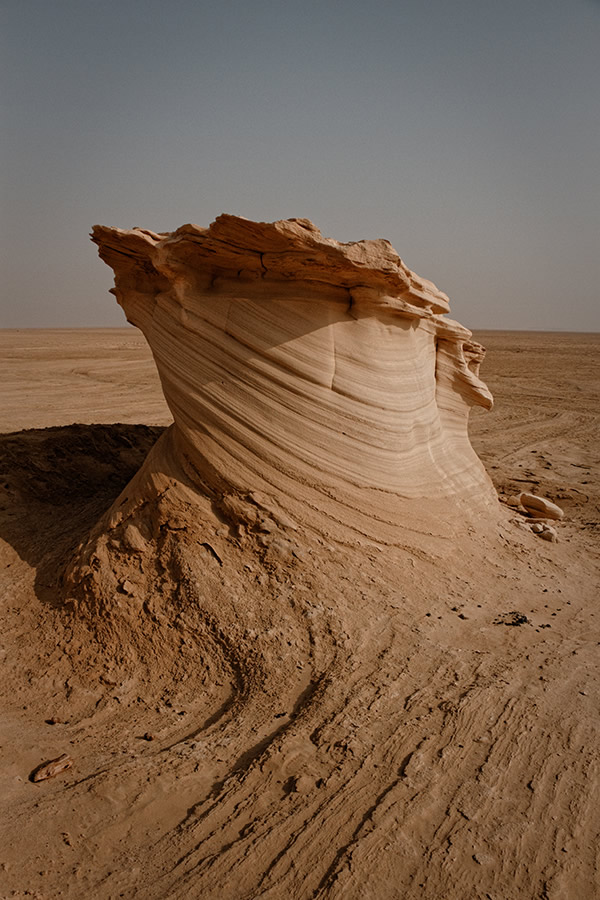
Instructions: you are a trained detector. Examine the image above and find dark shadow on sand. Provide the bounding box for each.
[0,423,165,608]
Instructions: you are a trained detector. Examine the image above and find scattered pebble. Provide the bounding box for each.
[122,523,148,553]
[538,526,558,543]
[30,753,73,782]
[143,732,154,741]
[293,775,314,794]
[201,543,223,566]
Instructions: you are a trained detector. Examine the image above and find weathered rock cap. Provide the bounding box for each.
[520,493,564,520]
[91,215,452,315]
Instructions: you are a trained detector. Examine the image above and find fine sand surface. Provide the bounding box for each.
[0,328,598,899]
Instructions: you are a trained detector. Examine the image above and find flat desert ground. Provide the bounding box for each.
[0,328,599,899]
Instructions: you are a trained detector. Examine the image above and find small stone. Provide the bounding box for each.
[120,579,136,595]
[256,515,277,534]
[45,717,61,725]
[494,611,529,626]
[531,523,544,533]
[556,489,579,500]
[143,732,154,741]
[519,493,564,520]
[538,526,558,542]
[293,775,314,794]
[122,524,148,553]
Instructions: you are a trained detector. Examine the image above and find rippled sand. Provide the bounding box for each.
[0,328,598,900]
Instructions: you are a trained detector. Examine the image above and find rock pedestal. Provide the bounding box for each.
[88,215,495,544]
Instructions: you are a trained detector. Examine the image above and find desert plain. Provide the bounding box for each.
[0,326,599,899]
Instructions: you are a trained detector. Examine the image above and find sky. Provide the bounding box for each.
[1,0,599,331]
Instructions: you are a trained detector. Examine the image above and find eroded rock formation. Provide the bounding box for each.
[51,219,548,900]
[92,216,492,535]
[65,216,495,642]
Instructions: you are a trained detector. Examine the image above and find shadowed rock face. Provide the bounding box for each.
[89,215,494,544]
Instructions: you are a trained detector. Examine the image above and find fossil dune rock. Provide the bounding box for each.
[65,215,498,652]
[85,215,494,550]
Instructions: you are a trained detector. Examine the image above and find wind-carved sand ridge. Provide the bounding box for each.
[75,215,494,556]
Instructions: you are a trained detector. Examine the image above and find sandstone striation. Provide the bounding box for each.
[86,215,494,546]
[64,215,498,651]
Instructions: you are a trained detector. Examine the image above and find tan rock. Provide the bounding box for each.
[293,775,315,794]
[86,215,495,544]
[520,493,564,520]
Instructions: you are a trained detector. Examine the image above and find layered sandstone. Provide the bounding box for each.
[87,215,494,546]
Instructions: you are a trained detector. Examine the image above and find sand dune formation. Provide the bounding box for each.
[0,218,598,899]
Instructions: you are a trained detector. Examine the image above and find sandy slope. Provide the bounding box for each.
[0,329,598,900]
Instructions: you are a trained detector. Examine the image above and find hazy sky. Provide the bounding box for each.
[2,0,599,330]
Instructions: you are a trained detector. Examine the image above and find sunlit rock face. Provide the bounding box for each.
[91,215,495,542]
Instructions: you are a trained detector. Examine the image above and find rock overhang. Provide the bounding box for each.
[89,214,496,543]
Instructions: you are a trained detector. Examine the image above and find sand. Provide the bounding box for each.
[0,328,599,899]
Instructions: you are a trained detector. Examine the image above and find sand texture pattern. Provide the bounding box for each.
[0,270,598,896]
